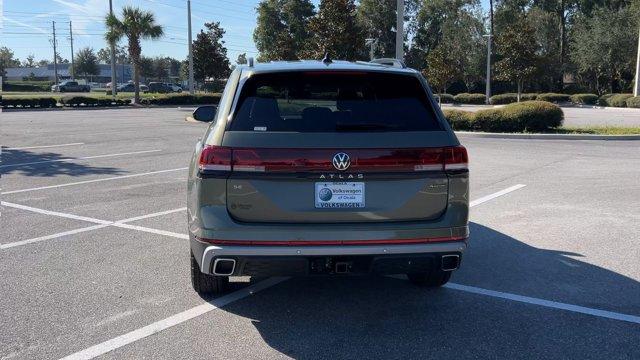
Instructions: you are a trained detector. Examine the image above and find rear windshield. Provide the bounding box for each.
[229,71,442,132]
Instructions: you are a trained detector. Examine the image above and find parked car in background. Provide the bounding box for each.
[117,83,149,93]
[148,82,171,93]
[168,83,183,93]
[51,81,91,92]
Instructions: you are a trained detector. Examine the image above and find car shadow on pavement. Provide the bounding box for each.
[216,222,639,359]
[1,148,125,177]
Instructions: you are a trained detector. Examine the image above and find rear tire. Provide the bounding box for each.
[407,269,452,287]
[190,252,228,295]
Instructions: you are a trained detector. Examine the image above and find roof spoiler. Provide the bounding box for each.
[370,58,406,68]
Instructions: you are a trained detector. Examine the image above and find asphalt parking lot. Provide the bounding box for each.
[1,108,639,359]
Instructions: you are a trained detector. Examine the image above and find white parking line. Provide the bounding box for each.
[0,205,187,249]
[1,201,111,225]
[1,183,527,249]
[3,142,85,150]
[47,185,531,359]
[0,224,112,249]
[60,276,640,360]
[0,149,162,169]
[59,277,289,360]
[445,283,640,324]
[113,208,187,223]
[1,167,188,195]
[113,223,189,240]
[470,184,526,207]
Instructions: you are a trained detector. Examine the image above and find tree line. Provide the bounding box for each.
[253,0,640,95]
[2,0,638,98]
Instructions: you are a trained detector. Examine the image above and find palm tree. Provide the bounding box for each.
[105,6,163,104]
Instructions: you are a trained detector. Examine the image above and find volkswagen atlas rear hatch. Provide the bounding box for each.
[200,69,466,223]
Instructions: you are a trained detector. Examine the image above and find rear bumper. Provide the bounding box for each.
[197,240,466,276]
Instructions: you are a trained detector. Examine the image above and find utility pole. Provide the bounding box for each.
[109,0,117,98]
[395,0,404,61]
[634,26,640,96]
[187,0,195,94]
[485,0,494,104]
[52,21,59,88]
[69,21,75,80]
[489,0,494,38]
[484,34,492,105]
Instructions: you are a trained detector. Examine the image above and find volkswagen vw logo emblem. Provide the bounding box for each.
[332,152,350,171]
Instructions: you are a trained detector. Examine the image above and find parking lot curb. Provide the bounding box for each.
[442,104,640,111]
[1,104,214,112]
[569,104,640,111]
[184,116,203,123]
[455,131,640,140]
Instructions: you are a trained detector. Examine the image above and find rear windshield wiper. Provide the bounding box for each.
[335,123,397,132]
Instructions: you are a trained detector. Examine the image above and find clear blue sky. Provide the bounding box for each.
[1,0,490,65]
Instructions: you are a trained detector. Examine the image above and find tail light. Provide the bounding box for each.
[198,145,468,174]
[444,146,468,172]
[198,145,232,172]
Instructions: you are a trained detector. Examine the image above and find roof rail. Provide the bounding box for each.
[248,57,254,67]
[370,58,406,68]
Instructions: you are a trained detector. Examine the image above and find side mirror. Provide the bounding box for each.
[192,105,217,122]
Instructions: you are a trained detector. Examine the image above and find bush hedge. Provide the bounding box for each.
[489,93,538,104]
[442,109,473,130]
[3,81,52,92]
[521,93,539,101]
[626,96,640,108]
[600,93,633,107]
[453,93,486,104]
[434,93,454,104]
[140,94,221,105]
[489,93,517,104]
[61,96,131,107]
[473,108,520,132]
[536,93,571,103]
[569,93,599,105]
[598,93,615,106]
[442,100,563,133]
[2,97,58,108]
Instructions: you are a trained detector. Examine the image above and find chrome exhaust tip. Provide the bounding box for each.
[441,255,460,271]
[213,258,236,276]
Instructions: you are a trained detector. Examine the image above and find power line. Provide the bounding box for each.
[190,1,256,15]
[4,31,253,49]
[192,0,255,10]
[4,8,259,60]
[139,0,255,21]
[157,39,256,52]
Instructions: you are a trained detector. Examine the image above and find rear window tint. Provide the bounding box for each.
[229,72,442,132]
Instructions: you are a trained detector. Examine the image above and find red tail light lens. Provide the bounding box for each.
[444,146,468,171]
[198,146,467,174]
[199,145,232,172]
[231,148,446,173]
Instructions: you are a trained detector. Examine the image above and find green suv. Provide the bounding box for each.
[188,59,469,295]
